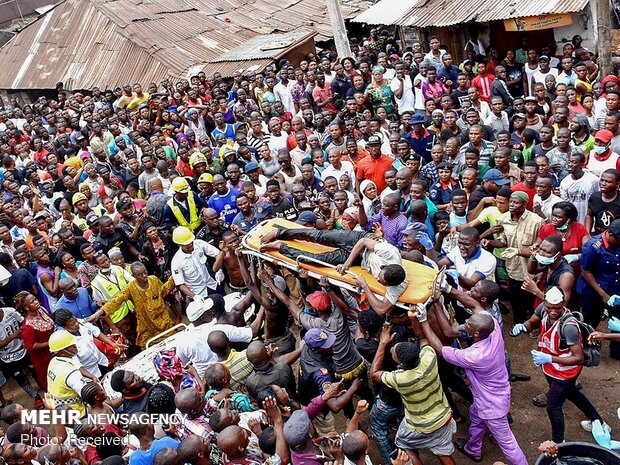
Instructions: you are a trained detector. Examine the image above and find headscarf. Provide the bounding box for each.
[176,133,193,148]
[360,180,381,216]
[601,75,620,97]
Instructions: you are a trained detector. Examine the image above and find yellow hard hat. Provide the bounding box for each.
[198,173,213,184]
[172,226,195,245]
[72,193,88,205]
[189,152,208,170]
[49,330,77,353]
[171,177,190,193]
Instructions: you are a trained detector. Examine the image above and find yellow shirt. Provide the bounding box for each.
[102,275,175,348]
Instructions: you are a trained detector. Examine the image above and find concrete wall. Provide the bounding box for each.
[553,8,596,53]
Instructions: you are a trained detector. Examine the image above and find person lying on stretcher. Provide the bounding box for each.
[260,227,407,314]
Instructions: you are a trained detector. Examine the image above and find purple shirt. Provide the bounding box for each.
[365,212,407,248]
[441,311,511,419]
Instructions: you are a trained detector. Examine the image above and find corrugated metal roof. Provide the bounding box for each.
[352,0,589,27]
[0,0,372,89]
[214,31,316,62]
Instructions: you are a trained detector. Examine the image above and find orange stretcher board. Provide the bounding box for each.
[241,219,437,310]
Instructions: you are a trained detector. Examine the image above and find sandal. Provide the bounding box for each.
[532,393,547,407]
[454,439,482,462]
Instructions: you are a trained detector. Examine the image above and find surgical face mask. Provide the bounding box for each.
[535,252,559,266]
[100,266,111,273]
[556,222,569,231]
[593,145,608,155]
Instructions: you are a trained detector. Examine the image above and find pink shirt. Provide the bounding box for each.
[441,310,511,419]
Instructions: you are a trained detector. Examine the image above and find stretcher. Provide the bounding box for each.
[102,292,254,397]
[241,219,439,311]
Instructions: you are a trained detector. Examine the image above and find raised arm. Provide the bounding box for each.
[257,268,302,320]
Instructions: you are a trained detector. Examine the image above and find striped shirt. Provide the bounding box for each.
[222,349,254,391]
[381,346,451,434]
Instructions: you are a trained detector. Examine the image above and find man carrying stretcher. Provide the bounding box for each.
[260,227,407,314]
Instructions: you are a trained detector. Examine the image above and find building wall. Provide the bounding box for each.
[552,8,596,53]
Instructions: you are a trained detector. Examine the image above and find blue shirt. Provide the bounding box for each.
[54,287,98,318]
[232,210,258,233]
[129,437,179,465]
[438,65,460,90]
[405,129,435,163]
[577,233,620,295]
[429,179,462,206]
[107,135,132,156]
[208,188,240,226]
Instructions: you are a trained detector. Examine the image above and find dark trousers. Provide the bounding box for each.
[438,357,473,419]
[545,374,602,443]
[278,228,368,266]
[508,278,536,323]
[581,290,620,359]
[1,356,38,397]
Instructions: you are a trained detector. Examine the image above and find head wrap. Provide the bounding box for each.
[510,191,529,204]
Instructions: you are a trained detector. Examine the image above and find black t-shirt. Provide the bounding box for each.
[532,143,556,158]
[55,237,89,264]
[271,198,297,221]
[588,191,620,234]
[468,185,494,212]
[356,336,403,407]
[97,228,133,260]
[451,90,469,109]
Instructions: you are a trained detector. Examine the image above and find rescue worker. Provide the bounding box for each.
[90,252,138,351]
[46,330,90,416]
[171,226,225,300]
[164,177,207,231]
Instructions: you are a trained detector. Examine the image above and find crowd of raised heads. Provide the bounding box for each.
[0,28,620,465]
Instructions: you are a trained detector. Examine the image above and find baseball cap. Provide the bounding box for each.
[186,296,215,322]
[306,291,331,312]
[538,55,550,62]
[610,219,620,237]
[367,135,382,145]
[409,113,426,125]
[296,211,317,225]
[436,162,453,170]
[431,109,444,116]
[595,129,613,144]
[254,203,272,220]
[304,328,336,350]
[87,215,100,227]
[513,113,526,119]
[244,161,259,172]
[524,96,537,102]
[483,168,509,185]
[283,410,311,448]
[72,193,88,205]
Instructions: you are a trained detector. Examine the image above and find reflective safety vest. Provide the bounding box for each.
[539,309,582,380]
[167,193,201,230]
[47,357,86,416]
[91,266,134,323]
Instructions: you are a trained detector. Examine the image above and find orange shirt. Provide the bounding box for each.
[356,154,395,194]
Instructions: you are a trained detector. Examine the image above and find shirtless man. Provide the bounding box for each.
[236,247,297,355]
[219,230,246,291]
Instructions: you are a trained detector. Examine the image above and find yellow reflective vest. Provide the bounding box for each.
[167,193,201,230]
[47,357,86,416]
[91,267,134,323]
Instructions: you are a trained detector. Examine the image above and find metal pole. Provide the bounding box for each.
[596,0,612,75]
[325,0,352,58]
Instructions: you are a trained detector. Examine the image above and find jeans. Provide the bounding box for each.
[465,404,528,465]
[369,397,403,465]
[545,374,602,442]
[508,278,536,323]
[278,228,368,266]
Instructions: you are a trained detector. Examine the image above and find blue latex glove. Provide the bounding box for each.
[592,420,612,449]
[510,323,527,337]
[416,232,433,250]
[445,269,459,283]
[607,295,620,307]
[609,317,620,333]
[531,349,552,366]
[564,254,579,264]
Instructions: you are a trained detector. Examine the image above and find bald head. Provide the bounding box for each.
[149,177,163,192]
[469,313,495,339]
[207,330,229,357]
[174,388,202,415]
[246,341,268,366]
[217,425,248,458]
[342,430,369,462]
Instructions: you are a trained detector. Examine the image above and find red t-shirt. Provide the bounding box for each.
[537,221,589,274]
[356,154,395,194]
[512,182,536,210]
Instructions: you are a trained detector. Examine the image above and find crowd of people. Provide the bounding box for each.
[0,27,619,465]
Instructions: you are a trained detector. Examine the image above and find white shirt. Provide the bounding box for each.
[74,322,108,377]
[56,356,88,394]
[446,246,496,289]
[361,241,407,304]
[171,239,220,298]
[531,69,558,87]
[413,73,427,110]
[273,81,296,114]
[175,321,253,377]
[321,161,355,185]
[390,76,415,114]
[0,308,25,362]
[279,165,302,193]
[533,193,563,220]
[268,132,288,157]
[559,171,599,224]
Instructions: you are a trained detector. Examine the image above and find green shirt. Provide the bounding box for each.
[381,346,451,434]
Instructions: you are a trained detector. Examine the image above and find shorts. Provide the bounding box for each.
[265,329,297,356]
[395,417,456,456]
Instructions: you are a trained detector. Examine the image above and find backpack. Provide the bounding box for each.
[558,311,601,367]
